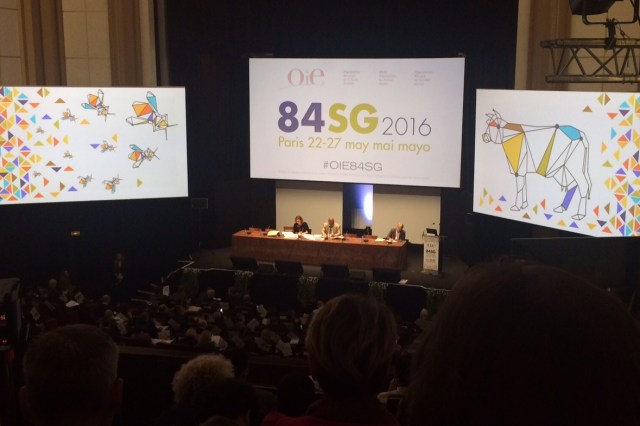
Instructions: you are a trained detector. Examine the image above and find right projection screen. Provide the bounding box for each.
[474,89,640,237]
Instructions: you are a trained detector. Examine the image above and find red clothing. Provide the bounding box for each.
[261,398,400,426]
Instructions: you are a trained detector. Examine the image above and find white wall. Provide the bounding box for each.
[276,181,441,242]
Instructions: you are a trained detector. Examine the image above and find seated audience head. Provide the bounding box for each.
[19,324,122,426]
[305,293,397,400]
[172,354,235,405]
[405,261,640,426]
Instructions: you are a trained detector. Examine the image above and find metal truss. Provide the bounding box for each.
[541,38,640,83]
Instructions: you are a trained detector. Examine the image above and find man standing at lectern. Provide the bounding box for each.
[322,217,342,238]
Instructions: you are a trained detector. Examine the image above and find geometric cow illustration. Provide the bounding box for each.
[482,110,592,220]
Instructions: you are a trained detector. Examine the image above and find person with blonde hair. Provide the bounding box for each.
[262,293,399,425]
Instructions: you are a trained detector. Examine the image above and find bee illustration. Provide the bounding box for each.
[102,176,122,193]
[33,171,42,177]
[61,108,76,122]
[126,91,176,139]
[64,150,73,159]
[82,89,112,120]
[36,126,45,134]
[128,144,159,168]
[100,141,116,153]
[78,175,93,188]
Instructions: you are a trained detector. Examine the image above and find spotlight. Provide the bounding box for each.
[569,0,621,15]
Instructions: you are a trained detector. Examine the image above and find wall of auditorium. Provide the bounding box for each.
[0,0,21,84]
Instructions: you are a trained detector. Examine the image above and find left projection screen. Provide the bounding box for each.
[0,87,188,204]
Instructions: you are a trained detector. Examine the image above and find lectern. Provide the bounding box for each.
[422,231,442,275]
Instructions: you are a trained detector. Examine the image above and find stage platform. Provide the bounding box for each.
[187,243,469,290]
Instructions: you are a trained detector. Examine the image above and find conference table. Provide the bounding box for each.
[231,230,408,270]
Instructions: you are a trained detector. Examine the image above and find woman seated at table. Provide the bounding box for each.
[293,216,310,234]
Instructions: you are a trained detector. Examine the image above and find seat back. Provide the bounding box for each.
[372,267,401,283]
[250,273,299,310]
[230,256,258,272]
[384,283,428,323]
[275,260,304,276]
[321,263,350,279]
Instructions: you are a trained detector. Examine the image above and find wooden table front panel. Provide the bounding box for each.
[231,231,407,270]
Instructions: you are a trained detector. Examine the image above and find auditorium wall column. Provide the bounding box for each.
[19,0,66,85]
[108,0,142,86]
[516,0,571,91]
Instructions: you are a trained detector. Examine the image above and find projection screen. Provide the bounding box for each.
[0,86,187,204]
[250,57,465,187]
[474,89,640,237]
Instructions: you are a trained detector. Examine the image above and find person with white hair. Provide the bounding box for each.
[155,354,235,426]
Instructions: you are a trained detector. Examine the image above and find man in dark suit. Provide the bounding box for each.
[387,223,406,241]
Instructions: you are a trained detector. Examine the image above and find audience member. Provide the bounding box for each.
[386,223,405,241]
[293,216,310,234]
[320,217,342,239]
[19,324,123,426]
[276,372,317,417]
[403,261,640,426]
[262,293,399,425]
[156,354,235,426]
[413,308,430,331]
[107,251,128,303]
[174,354,235,402]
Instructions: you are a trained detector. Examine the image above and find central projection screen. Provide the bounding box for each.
[249,57,465,187]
